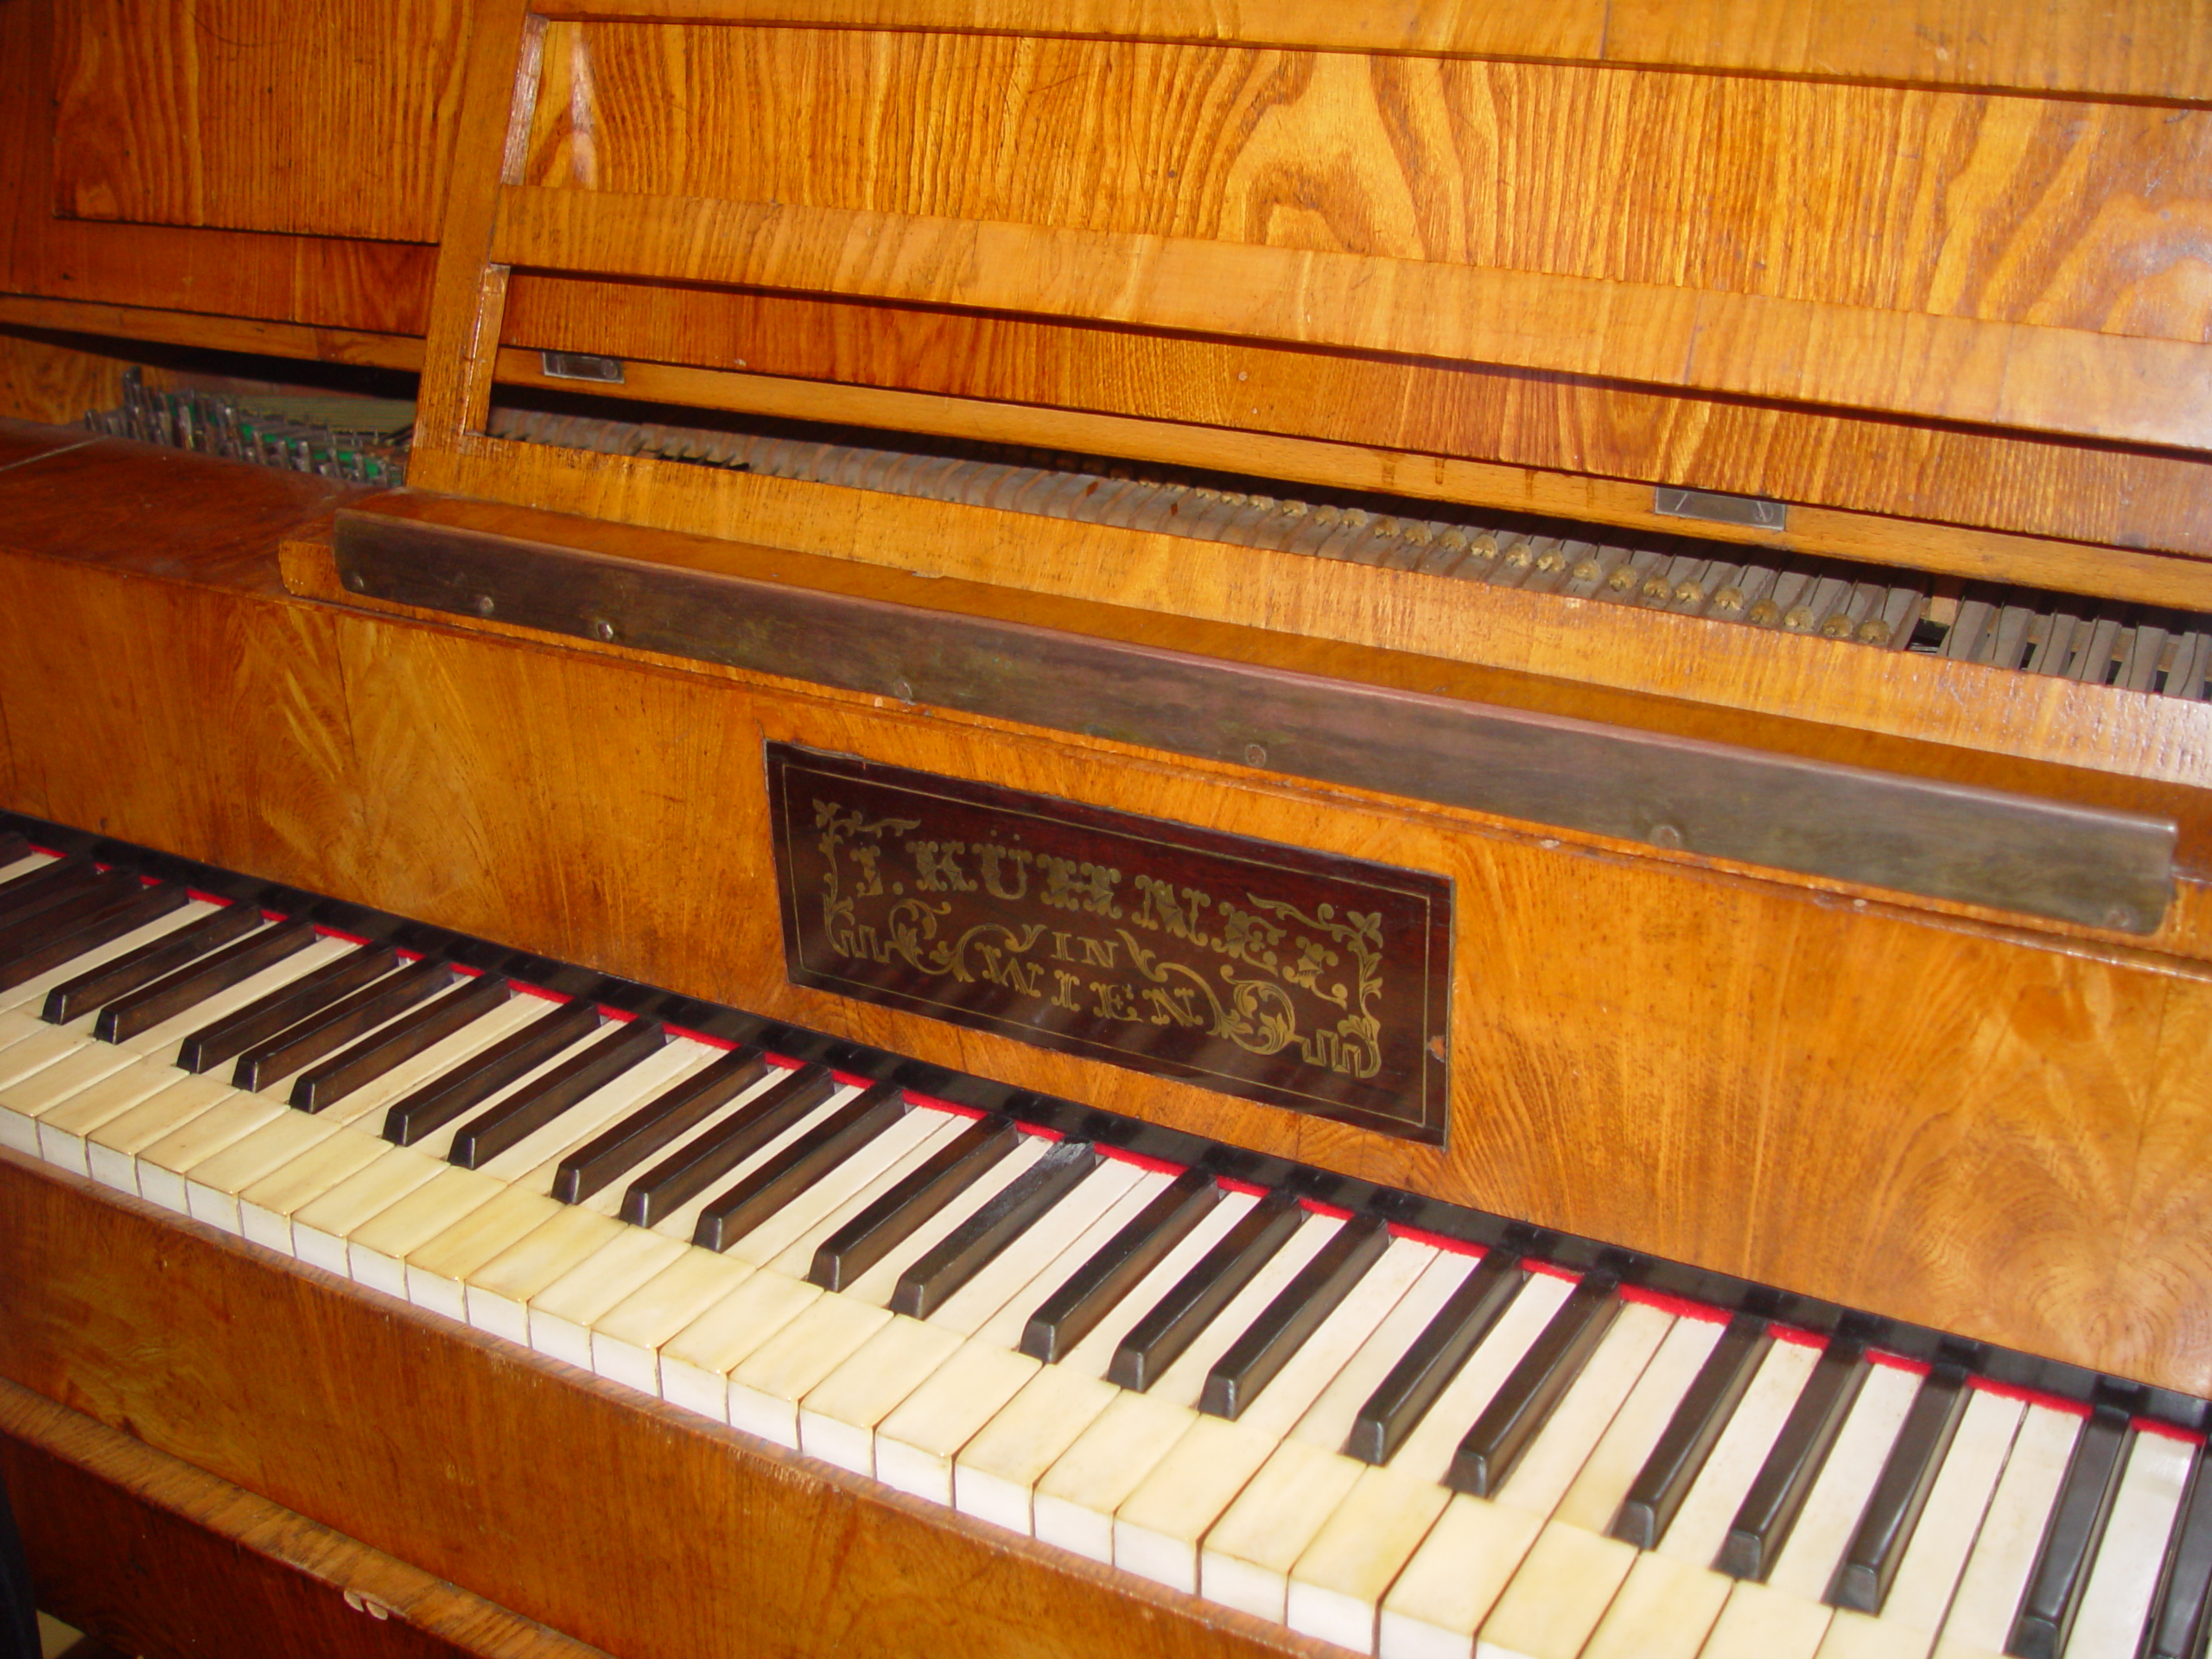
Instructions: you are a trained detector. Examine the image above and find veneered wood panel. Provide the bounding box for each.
[2,1388,603,1659]
[556,0,2212,103]
[51,0,471,244]
[524,24,2212,342]
[488,187,2212,451]
[0,0,436,334]
[0,1160,1342,1659]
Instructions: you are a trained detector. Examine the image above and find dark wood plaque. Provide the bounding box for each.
[766,744,1452,1142]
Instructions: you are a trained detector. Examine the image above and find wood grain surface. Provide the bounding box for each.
[0,1156,1344,1659]
[51,0,472,244]
[484,327,2212,603]
[406,434,2212,797]
[489,185,2212,451]
[0,0,437,335]
[550,0,2212,102]
[2,1384,609,1659]
[3,438,2212,1385]
[524,23,2212,346]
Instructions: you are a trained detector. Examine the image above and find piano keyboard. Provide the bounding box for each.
[3,819,2209,1659]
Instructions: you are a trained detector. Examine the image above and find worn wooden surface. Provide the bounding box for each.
[0,1154,1345,1659]
[484,334,2212,602]
[2,1382,608,1659]
[51,0,472,244]
[550,0,2212,101]
[524,23,2212,345]
[402,435,2212,796]
[0,0,437,334]
[2,436,2211,1386]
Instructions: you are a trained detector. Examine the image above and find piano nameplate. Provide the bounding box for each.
[766,744,1452,1141]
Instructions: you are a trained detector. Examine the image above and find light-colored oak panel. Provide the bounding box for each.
[550,0,2212,102]
[488,187,2212,450]
[51,0,472,244]
[524,25,2212,342]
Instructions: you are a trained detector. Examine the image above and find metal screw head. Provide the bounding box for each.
[2104,904,2139,932]
[892,678,914,703]
[1243,742,1268,767]
[589,617,617,643]
[340,568,366,593]
[1648,823,1685,850]
[473,594,496,617]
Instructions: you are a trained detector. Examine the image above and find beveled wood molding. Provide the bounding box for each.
[541,0,2212,102]
[0,294,426,372]
[488,188,2212,453]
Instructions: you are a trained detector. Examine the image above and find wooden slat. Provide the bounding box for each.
[489,187,2212,451]
[1,1382,609,1659]
[486,346,2212,613]
[522,25,2212,346]
[0,297,425,372]
[50,0,471,245]
[499,275,2212,569]
[545,0,2212,100]
[0,1158,1341,1659]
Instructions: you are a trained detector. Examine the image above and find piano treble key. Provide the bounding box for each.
[1829,1363,1973,1613]
[617,1060,837,1226]
[810,1112,1019,1291]
[287,970,512,1113]
[690,1080,907,1251]
[231,953,454,1091]
[382,997,600,1145]
[2139,1442,2212,1659]
[448,1016,667,1169]
[1345,1248,1526,1465]
[0,877,187,992]
[40,900,259,1024]
[1614,1313,1774,1548]
[892,1137,1099,1319]
[1447,1269,1623,1497]
[2005,1404,2132,1659]
[175,940,399,1074]
[95,917,318,1044]
[1109,1188,1302,1392]
[2056,1425,2192,1659]
[1202,1212,1390,1421]
[550,1042,769,1204]
[1021,1164,1218,1362]
[1719,1336,1870,1580]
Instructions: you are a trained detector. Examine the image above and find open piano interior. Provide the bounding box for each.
[3,4,2212,1659]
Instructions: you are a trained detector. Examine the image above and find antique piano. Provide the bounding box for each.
[4,2,2212,1656]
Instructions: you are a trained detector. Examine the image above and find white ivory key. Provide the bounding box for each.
[237,1129,395,1255]
[83,1074,237,1192]
[0,1041,146,1154]
[1554,1307,1730,1533]
[2059,1425,2193,1658]
[589,1247,757,1396]
[35,1059,202,1174]
[183,1109,342,1234]
[1657,1335,1827,1565]
[1935,1403,2083,1655]
[528,1228,690,1369]
[658,1269,823,1421]
[133,1094,288,1214]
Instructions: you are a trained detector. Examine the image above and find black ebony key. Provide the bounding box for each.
[811,1113,1019,1291]
[175,941,398,1073]
[2140,1444,2212,1659]
[1203,1211,1390,1421]
[620,1061,838,1226]
[1109,1188,1302,1394]
[1344,1249,1527,1466]
[1449,1271,1624,1497]
[692,1080,908,1252]
[0,879,187,993]
[1023,1166,1220,1363]
[0,868,140,963]
[42,899,259,1024]
[0,853,99,925]
[1612,1313,1773,1548]
[448,1016,668,1169]
[1718,1336,1869,1580]
[95,916,316,1043]
[383,997,600,1145]
[231,955,453,1090]
[1828,1363,1971,1613]
[0,830,27,868]
[289,972,514,1113]
[2007,1404,2132,1659]
[893,1137,1100,1319]
[553,1043,771,1205]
